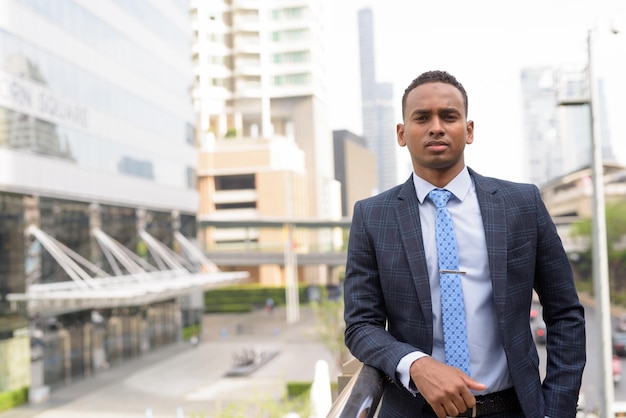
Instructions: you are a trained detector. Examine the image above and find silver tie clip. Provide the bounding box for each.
[439,269,466,274]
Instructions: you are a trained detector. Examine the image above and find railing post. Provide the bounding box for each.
[337,357,362,395]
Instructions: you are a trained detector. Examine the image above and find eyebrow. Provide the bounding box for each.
[409,108,460,117]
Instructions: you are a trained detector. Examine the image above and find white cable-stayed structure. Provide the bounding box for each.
[7,226,248,316]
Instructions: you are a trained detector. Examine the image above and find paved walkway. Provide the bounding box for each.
[0,306,340,418]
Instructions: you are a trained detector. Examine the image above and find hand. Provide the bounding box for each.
[410,356,486,418]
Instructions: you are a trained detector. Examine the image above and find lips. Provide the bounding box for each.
[426,140,448,152]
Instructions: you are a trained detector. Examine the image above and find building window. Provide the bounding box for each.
[283,8,304,19]
[282,29,307,42]
[274,51,309,64]
[214,174,255,190]
[209,56,226,65]
[271,8,303,20]
[186,167,196,189]
[274,30,308,42]
[185,123,195,145]
[215,202,256,210]
[211,77,227,87]
[274,73,310,86]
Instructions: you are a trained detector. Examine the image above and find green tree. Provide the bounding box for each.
[570,201,626,297]
[310,288,352,370]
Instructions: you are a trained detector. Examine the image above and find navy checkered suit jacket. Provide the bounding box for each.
[343,168,586,417]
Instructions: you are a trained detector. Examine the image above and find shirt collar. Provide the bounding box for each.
[412,167,471,204]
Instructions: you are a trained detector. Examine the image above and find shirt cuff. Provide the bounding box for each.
[397,351,429,394]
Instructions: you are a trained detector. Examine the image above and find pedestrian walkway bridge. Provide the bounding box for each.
[6,226,248,316]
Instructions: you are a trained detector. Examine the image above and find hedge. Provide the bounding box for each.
[0,387,28,413]
[204,284,310,313]
[286,381,339,400]
[286,381,312,398]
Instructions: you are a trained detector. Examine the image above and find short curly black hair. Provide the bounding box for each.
[401,70,468,118]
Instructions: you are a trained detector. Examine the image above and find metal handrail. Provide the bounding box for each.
[327,360,387,418]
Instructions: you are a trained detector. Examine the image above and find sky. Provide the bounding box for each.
[326,0,626,184]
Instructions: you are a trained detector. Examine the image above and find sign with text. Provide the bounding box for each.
[0,70,89,131]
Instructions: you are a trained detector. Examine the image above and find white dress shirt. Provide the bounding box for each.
[397,167,512,395]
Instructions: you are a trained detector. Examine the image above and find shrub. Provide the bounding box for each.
[0,387,28,413]
[286,381,312,398]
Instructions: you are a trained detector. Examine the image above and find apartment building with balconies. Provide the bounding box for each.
[191,0,342,285]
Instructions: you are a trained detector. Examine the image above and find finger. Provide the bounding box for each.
[431,403,448,418]
[431,392,470,418]
[457,371,487,392]
[450,391,471,415]
[460,389,477,409]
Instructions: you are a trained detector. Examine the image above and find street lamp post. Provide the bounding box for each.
[284,172,300,324]
[586,27,613,418]
[557,26,614,417]
[285,222,300,324]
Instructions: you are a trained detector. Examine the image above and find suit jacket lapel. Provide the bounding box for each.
[470,169,508,322]
[395,176,434,339]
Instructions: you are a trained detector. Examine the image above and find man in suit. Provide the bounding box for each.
[343,70,585,417]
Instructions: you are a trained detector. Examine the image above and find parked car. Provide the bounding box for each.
[533,320,547,345]
[615,400,626,417]
[577,389,586,412]
[615,355,623,385]
[530,307,538,322]
[613,332,626,357]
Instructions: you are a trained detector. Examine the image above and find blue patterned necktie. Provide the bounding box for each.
[428,188,471,375]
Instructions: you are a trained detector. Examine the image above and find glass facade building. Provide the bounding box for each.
[0,0,200,395]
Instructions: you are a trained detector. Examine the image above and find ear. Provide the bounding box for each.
[465,120,474,144]
[396,123,406,147]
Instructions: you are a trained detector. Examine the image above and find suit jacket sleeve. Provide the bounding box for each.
[343,188,429,385]
[530,184,586,415]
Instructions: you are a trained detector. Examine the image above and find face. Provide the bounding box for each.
[396,82,474,186]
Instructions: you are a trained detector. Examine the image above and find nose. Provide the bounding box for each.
[429,117,444,137]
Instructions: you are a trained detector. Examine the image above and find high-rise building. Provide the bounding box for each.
[0,0,244,400]
[191,0,342,285]
[191,0,338,219]
[520,66,618,186]
[520,67,566,186]
[357,7,398,193]
[333,129,378,217]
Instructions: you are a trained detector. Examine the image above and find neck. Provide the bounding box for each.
[415,165,465,188]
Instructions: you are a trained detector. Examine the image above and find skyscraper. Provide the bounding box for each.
[520,67,566,186]
[357,7,398,193]
[521,65,617,186]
